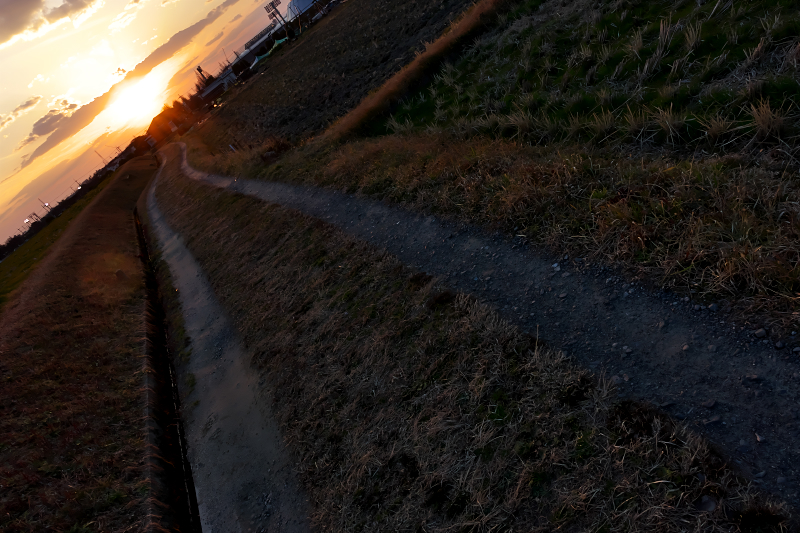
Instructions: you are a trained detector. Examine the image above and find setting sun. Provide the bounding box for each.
[106,74,166,127]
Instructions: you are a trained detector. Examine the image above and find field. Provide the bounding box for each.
[152,150,789,532]
[0,158,157,531]
[162,0,800,526]
[4,0,797,527]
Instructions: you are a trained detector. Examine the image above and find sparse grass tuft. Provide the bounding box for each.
[699,113,734,145]
[684,22,702,53]
[654,104,686,141]
[591,110,616,139]
[624,105,650,139]
[626,28,644,59]
[749,98,785,142]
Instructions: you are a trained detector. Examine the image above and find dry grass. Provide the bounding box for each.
[684,22,702,53]
[153,155,790,532]
[699,113,735,145]
[192,131,800,329]
[624,105,650,139]
[0,157,158,531]
[749,98,786,142]
[591,110,615,139]
[626,28,644,60]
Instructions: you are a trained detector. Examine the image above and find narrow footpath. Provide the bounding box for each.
[147,156,312,532]
[169,142,800,508]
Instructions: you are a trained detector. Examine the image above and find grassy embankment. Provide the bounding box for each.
[0,173,117,309]
[0,158,157,532]
[154,149,788,531]
[185,0,800,330]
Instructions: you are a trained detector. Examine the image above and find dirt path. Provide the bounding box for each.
[146,156,312,532]
[170,143,800,508]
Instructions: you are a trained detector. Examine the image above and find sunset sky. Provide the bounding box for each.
[0,0,280,242]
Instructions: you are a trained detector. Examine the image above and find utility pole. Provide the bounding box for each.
[38,198,51,212]
[291,5,302,33]
[94,150,108,166]
[264,0,290,39]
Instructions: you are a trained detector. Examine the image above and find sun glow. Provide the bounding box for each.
[106,74,166,127]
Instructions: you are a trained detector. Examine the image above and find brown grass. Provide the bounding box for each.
[0,157,158,531]
[152,151,790,532]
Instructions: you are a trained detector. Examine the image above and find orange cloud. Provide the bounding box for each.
[19,0,241,168]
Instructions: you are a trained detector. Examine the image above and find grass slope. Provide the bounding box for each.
[182,0,800,331]
[0,157,157,532]
[389,0,800,153]
[153,150,788,532]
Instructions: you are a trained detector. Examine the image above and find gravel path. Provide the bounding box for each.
[171,142,800,509]
[147,155,312,532]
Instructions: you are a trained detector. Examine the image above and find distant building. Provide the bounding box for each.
[201,69,237,102]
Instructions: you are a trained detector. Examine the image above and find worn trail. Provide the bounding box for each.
[169,142,800,507]
[146,155,311,532]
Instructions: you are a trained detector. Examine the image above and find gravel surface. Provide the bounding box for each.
[172,142,800,511]
[147,154,312,532]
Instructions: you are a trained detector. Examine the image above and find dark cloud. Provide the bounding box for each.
[0,95,42,132]
[16,102,79,151]
[32,105,75,134]
[16,134,38,150]
[12,96,43,114]
[205,31,224,46]
[230,14,242,22]
[0,0,100,47]
[20,0,241,169]
[31,109,69,136]
[45,0,95,21]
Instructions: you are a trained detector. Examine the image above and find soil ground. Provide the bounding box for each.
[171,142,800,510]
[145,156,311,531]
[0,157,157,531]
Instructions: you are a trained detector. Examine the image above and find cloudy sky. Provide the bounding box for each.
[0,0,278,241]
